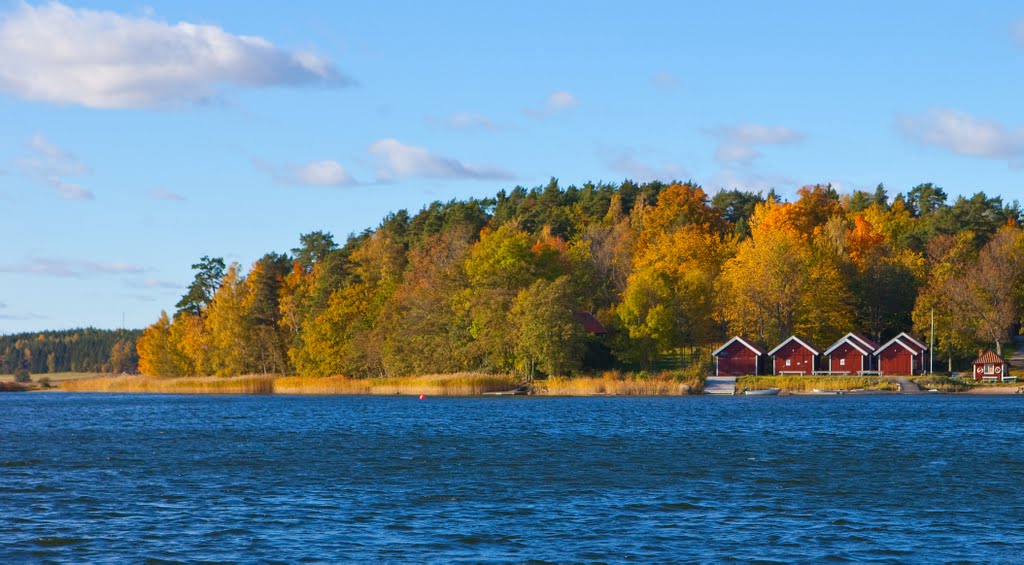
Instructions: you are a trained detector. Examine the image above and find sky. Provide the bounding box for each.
[2,0,1024,333]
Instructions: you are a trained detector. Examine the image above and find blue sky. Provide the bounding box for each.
[2,0,1024,332]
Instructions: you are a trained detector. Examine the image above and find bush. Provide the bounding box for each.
[13,368,31,383]
[37,377,51,388]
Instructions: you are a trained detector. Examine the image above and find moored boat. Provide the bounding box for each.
[743,388,780,396]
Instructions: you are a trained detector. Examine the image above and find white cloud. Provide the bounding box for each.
[369,138,513,181]
[705,123,804,163]
[147,188,186,201]
[17,133,94,200]
[295,160,353,186]
[0,2,351,109]
[257,159,356,187]
[548,91,577,110]
[705,169,799,193]
[0,257,145,278]
[713,124,804,145]
[127,277,180,289]
[714,143,760,163]
[604,148,686,183]
[430,112,501,132]
[896,108,1024,164]
[526,90,578,118]
[653,71,678,89]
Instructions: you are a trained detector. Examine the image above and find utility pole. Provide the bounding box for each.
[930,308,934,374]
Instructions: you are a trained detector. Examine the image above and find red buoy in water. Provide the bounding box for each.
[419,394,425,400]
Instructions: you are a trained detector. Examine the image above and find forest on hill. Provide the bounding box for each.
[136,179,1024,378]
[0,328,140,374]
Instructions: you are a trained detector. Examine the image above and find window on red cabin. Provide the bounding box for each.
[985,364,995,375]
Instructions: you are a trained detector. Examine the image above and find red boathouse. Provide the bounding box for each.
[712,337,767,376]
[876,332,927,375]
[972,350,1010,382]
[769,336,820,375]
[823,333,879,374]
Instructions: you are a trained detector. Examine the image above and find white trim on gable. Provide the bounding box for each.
[876,335,920,356]
[712,336,765,357]
[897,332,927,351]
[823,334,871,357]
[768,335,821,356]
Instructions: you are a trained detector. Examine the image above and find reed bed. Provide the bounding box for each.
[737,375,899,393]
[539,370,702,396]
[60,375,274,395]
[60,373,517,396]
[0,382,28,392]
[274,373,519,396]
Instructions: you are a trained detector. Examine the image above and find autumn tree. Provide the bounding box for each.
[969,224,1024,354]
[175,256,226,316]
[137,311,189,376]
[511,276,585,377]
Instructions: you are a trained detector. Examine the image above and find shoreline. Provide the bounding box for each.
[3,373,1021,396]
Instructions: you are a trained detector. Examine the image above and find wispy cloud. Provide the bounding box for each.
[0,2,352,109]
[603,148,686,183]
[525,90,578,118]
[369,138,513,181]
[896,107,1024,165]
[653,71,679,89]
[429,112,502,132]
[257,159,356,187]
[17,133,94,200]
[0,309,46,321]
[0,257,145,278]
[705,169,799,192]
[1013,19,1024,47]
[147,188,186,201]
[126,277,180,289]
[705,123,805,164]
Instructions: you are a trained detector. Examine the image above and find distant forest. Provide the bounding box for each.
[136,179,1024,378]
[0,328,141,374]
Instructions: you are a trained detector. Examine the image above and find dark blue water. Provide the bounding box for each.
[2,394,1023,562]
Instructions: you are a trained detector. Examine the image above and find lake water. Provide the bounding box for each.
[2,394,1023,562]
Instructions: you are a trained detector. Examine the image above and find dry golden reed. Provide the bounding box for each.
[539,370,701,396]
[60,373,517,396]
[736,375,899,393]
[274,373,518,396]
[60,375,274,394]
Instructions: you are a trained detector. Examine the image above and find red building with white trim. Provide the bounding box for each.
[823,333,879,374]
[769,336,820,375]
[972,350,1010,382]
[875,332,927,375]
[712,337,767,376]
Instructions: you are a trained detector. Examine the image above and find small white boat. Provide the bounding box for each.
[743,388,780,396]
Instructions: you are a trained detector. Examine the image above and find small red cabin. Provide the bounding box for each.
[972,350,1010,382]
[823,333,879,374]
[876,332,927,375]
[712,337,767,376]
[769,336,820,375]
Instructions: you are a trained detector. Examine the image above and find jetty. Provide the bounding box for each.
[704,376,736,395]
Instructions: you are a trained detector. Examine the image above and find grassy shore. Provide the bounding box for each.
[737,375,900,393]
[57,371,704,396]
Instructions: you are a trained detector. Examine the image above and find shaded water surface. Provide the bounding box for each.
[2,394,1023,561]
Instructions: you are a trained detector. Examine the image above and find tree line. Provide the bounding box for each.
[137,179,1024,378]
[0,328,140,374]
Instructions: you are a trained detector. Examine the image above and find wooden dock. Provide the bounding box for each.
[704,376,737,395]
